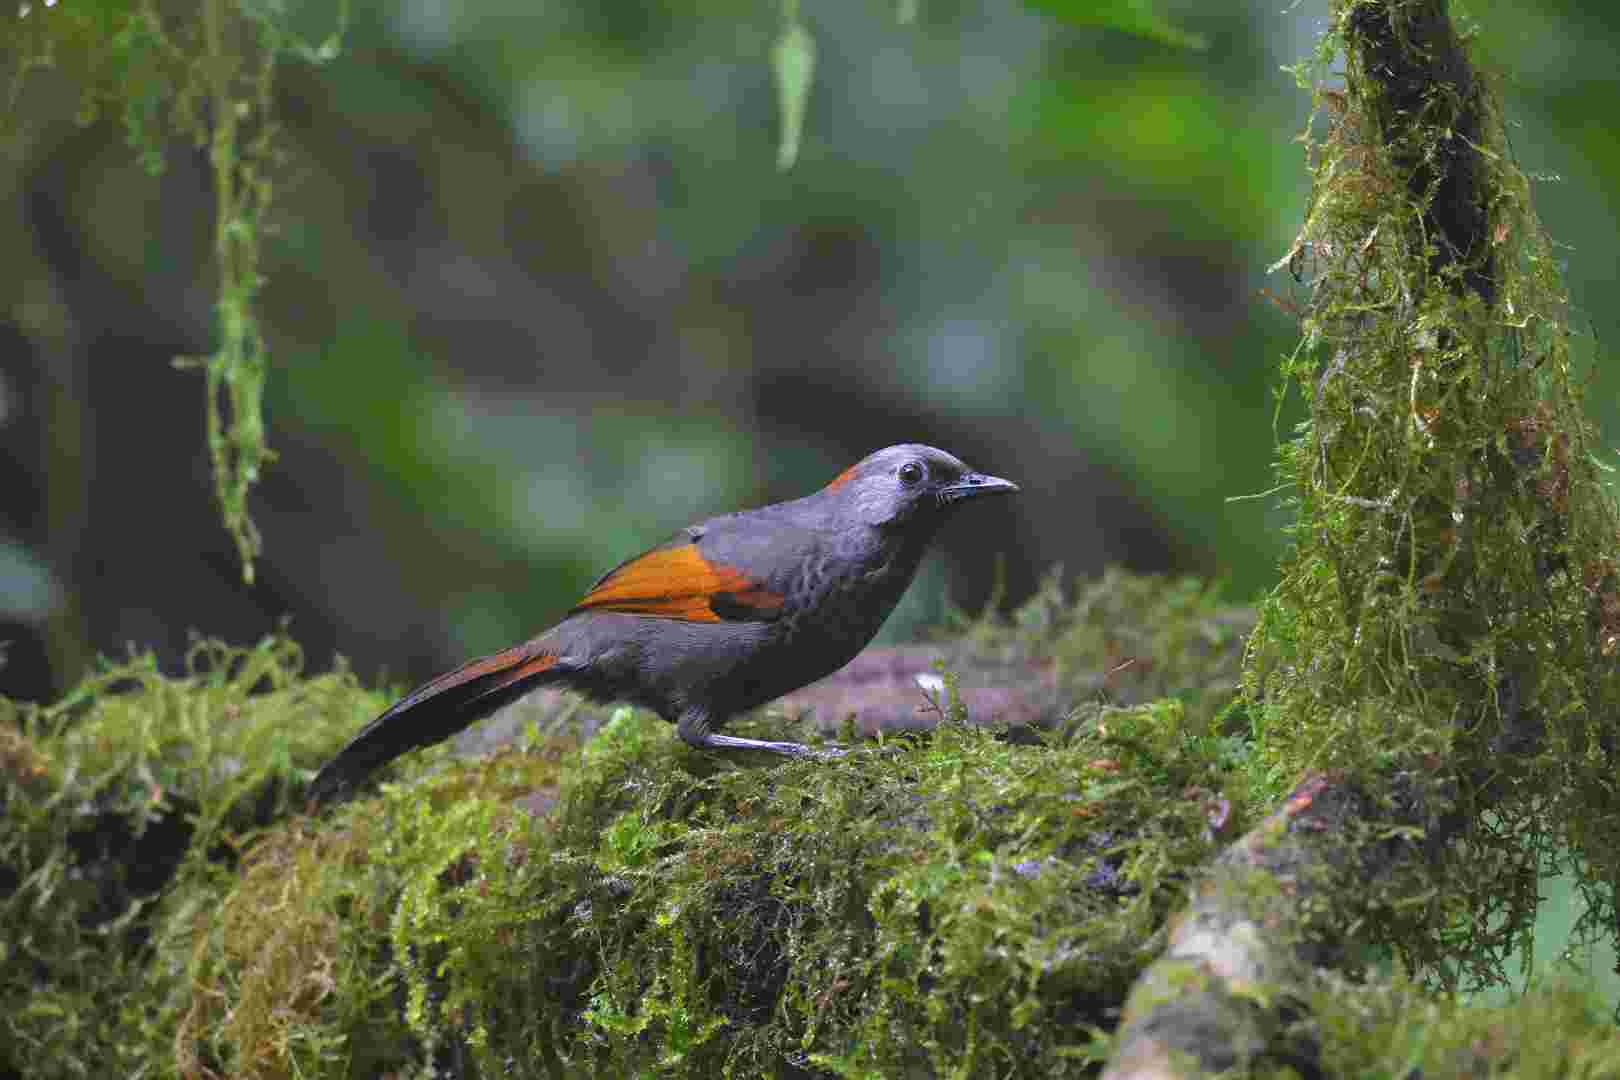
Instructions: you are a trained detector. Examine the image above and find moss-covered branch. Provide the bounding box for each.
[1102,766,1453,1077]
[1103,0,1620,1073]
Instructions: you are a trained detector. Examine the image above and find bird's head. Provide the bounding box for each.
[822,444,1019,529]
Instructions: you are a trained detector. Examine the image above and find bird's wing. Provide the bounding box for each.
[571,519,804,623]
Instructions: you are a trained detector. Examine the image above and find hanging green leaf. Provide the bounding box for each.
[771,11,816,171]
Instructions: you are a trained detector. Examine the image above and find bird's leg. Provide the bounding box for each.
[676,709,846,759]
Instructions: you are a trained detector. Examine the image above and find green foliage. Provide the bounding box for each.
[1245,0,1620,992]
[0,635,378,1079]
[774,0,1205,173]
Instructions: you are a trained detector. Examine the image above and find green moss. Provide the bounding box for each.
[48,593,1239,1079]
[188,699,1236,1078]
[7,3,348,584]
[1244,0,1620,992]
[1310,976,1620,1077]
[6,570,1620,1073]
[0,635,378,1078]
[1,573,1257,1078]
[950,567,1253,732]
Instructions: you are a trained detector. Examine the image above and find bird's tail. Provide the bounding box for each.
[310,638,570,805]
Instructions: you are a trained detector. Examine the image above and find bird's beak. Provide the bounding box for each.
[939,471,1020,504]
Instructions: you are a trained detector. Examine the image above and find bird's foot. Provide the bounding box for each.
[694,731,847,759]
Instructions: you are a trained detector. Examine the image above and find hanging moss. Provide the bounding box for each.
[1245,0,1620,991]
[5,1,348,583]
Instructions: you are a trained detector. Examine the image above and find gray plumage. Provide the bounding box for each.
[311,444,1017,804]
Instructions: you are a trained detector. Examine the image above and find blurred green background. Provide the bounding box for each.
[1,0,1616,692]
[2,0,1620,999]
[0,0,1312,696]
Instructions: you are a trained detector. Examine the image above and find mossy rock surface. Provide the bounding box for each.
[336,699,1238,1077]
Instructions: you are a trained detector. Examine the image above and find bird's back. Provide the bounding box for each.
[690,494,930,712]
[556,492,926,719]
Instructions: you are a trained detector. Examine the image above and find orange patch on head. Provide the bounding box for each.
[574,543,782,623]
[824,462,862,491]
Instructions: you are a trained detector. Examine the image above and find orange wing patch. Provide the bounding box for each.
[574,543,784,623]
[824,462,861,491]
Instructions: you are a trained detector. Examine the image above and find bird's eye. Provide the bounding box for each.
[898,461,925,487]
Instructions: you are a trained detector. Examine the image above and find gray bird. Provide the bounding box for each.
[311,444,1018,803]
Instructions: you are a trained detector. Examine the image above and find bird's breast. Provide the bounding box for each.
[773,535,926,656]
